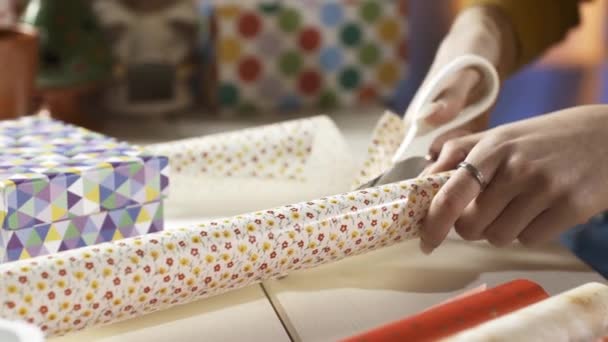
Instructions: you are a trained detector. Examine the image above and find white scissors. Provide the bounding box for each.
[358,54,500,189]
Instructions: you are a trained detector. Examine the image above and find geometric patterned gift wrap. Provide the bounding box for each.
[214,0,408,113]
[0,201,163,263]
[0,115,168,260]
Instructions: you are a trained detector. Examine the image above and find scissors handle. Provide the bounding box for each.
[392,54,500,163]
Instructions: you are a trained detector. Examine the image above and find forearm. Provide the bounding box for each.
[463,0,583,71]
[437,5,518,81]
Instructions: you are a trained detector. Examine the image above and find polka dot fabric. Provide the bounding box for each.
[214,0,408,113]
[0,174,449,338]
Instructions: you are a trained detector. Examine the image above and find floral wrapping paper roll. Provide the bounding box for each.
[0,173,449,337]
[148,115,356,217]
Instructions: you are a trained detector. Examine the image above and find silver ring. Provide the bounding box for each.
[458,161,487,190]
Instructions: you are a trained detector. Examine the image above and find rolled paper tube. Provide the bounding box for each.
[342,279,549,342]
[148,116,357,217]
[0,174,449,337]
[423,284,488,311]
[441,282,608,342]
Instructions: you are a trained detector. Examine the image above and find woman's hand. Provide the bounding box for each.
[416,5,518,158]
[419,105,608,253]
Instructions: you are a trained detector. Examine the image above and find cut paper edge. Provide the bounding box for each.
[352,110,407,189]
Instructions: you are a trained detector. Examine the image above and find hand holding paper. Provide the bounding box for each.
[0,174,448,337]
[421,105,608,252]
[358,54,499,190]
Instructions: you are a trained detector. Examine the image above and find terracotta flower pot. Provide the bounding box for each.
[0,24,38,119]
[39,83,103,130]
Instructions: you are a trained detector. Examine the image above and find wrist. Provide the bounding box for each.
[441,5,518,80]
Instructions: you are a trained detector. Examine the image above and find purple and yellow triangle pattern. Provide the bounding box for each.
[0,201,163,263]
[0,116,169,231]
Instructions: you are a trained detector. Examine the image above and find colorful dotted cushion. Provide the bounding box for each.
[214,0,408,113]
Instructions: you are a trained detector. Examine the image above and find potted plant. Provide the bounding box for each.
[21,0,112,128]
[0,0,38,119]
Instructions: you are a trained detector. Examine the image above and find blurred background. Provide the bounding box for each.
[1,0,605,130]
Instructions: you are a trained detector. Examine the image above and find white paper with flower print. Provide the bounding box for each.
[148,115,357,217]
[0,174,448,337]
[352,110,407,189]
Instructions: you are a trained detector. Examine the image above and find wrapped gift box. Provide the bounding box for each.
[212,0,408,114]
[0,116,168,262]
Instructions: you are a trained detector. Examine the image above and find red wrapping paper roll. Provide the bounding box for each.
[342,279,549,342]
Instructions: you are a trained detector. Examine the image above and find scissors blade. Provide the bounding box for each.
[356,156,430,190]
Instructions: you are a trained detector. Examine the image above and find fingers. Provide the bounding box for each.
[424,68,480,126]
[454,163,542,241]
[454,168,520,241]
[417,67,490,164]
[481,192,550,247]
[424,133,482,175]
[428,128,474,160]
[424,97,462,126]
[419,140,503,254]
[419,102,448,129]
[518,199,585,247]
[420,167,482,254]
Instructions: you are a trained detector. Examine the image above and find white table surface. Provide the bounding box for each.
[265,236,604,342]
[50,285,290,342]
[50,108,606,342]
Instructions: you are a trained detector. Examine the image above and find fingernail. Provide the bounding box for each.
[436,100,447,111]
[419,239,435,255]
[425,153,437,162]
